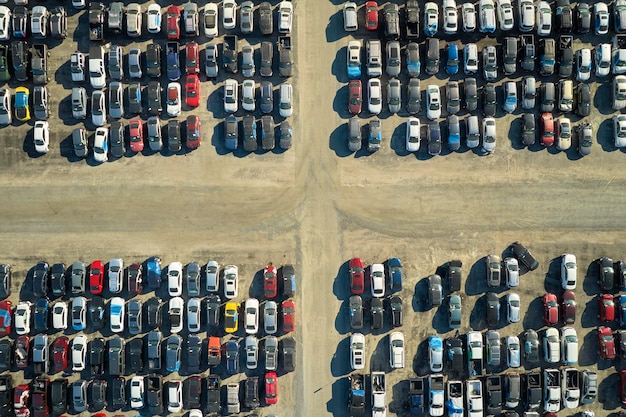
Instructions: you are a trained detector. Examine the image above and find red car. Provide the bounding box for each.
[620,370,626,405]
[129,119,144,152]
[32,378,49,417]
[186,74,200,107]
[0,301,12,336]
[598,325,616,359]
[348,80,362,115]
[13,384,29,410]
[166,5,181,40]
[349,257,365,294]
[540,112,555,146]
[543,293,558,325]
[186,42,200,74]
[264,264,278,298]
[127,263,143,295]
[15,335,29,369]
[89,260,104,294]
[599,294,616,322]
[186,115,201,149]
[282,300,295,333]
[561,290,576,325]
[52,336,69,373]
[264,371,278,405]
[365,1,379,30]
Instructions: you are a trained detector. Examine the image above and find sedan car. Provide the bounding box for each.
[0,89,11,125]
[51,336,67,372]
[426,85,441,120]
[223,265,238,299]
[428,335,443,372]
[543,293,559,324]
[350,333,365,370]
[14,302,30,335]
[507,293,521,323]
[599,294,615,322]
[165,335,182,372]
[72,335,87,371]
[524,329,540,363]
[448,295,462,329]
[536,1,552,34]
[540,112,555,146]
[185,74,200,107]
[245,335,259,370]
[599,257,615,290]
[544,327,560,363]
[349,258,365,294]
[506,335,521,367]
[561,326,578,364]
[128,300,142,335]
[370,263,385,297]
[52,301,67,330]
[595,2,609,34]
[222,0,236,29]
[367,78,382,115]
[71,296,87,331]
[166,83,181,117]
[169,297,184,334]
[282,300,295,332]
[147,4,162,33]
[204,4,218,37]
[109,297,125,333]
[167,262,183,297]
[406,118,420,152]
[225,340,239,374]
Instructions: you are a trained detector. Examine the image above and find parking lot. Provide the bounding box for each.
[4,0,626,416]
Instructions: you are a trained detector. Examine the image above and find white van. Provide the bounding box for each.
[367,39,382,76]
[344,2,358,31]
[279,83,293,117]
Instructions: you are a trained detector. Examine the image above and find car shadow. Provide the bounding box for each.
[521,296,544,331]
[329,122,355,158]
[326,10,348,43]
[333,84,351,120]
[412,277,429,312]
[332,260,351,300]
[583,259,600,296]
[390,121,409,156]
[594,81,614,115]
[543,257,562,294]
[330,336,351,377]
[580,297,598,329]
[326,377,349,417]
[598,117,616,152]
[331,46,348,84]
[389,379,410,415]
[579,329,598,367]
[412,338,430,376]
[469,294,487,331]
[464,258,487,296]
[334,298,351,336]
[598,371,620,409]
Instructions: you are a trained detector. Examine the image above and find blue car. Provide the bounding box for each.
[146,256,162,290]
[619,295,626,326]
[34,298,48,332]
[166,42,181,81]
[225,340,239,374]
[445,44,459,75]
[388,258,403,292]
[165,335,182,372]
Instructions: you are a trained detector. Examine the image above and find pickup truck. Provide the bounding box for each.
[147,374,163,415]
[279,36,293,77]
[539,38,555,76]
[521,35,536,71]
[371,372,386,417]
[89,2,106,41]
[409,377,425,416]
[31,378,49,417]
[166,42,181,81]
[465,379,483,417]
[223,35,238,73]
[446,380,463,417]
[525,371,542,410]
[348,374,365,417]
[558,35,574,77]
[561,368,580,409]
[486,375,502,415]
[205,375,220,415]
[467,331,483,376]
[405,0,420,39]
[544,369,561,412]
[614,35,626,74]
[429,374,444,417]
[0,45,9,82]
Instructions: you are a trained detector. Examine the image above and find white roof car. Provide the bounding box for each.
[169,297,184,333]
[370,263,385,297]
[204,4,218,37]
[242,79,256,112]
[167,262,183,296]
[245,335,259,369]
[223,265,239,299]
[596,43,611,76]
[350,332,365,370]
[110,297,125,333]
[147,4,162,33]
[426,85,441,120]
[244,298,259,334]
[224,78,238,113]
[72,335,87,371]
[187,298,201,333]
[595,3,609,35]
[347,40,361,77]
[264,301,278,334]
[560,327,578,365]
[14,302,31,335]
[443,0,458,34]
[167,380,183,413]
[0,6,10,41]
[497,0,514,30]
[518,0,535,31]
[577,48,592,81]
[615,114,626,147]
[507,293,521,323]
[561,253,577,289]
[479,0,496,32]
[367,78,382,115]
[503,81,517,113]
[240,1,254,34]
[429,336,444,372]
[205,260,220,292]
[482,117,496,153]
[464,43,478,74]
[130,376,145,409]
[544,327,560,363]
[166,82,182,117]
[462,2,477,31]
[222,0,236,30]
[406,117,421,152]
[536,1,552,36]
[279,83,293,117]
[389,331,405,369]
[557,117,572,150]
[93,127,108,162]
[278,1,293,33]
[483,45,498,81]
[31,6,48,38]
[504,257,519,288]
[108,258,123,293]
[52,301,67,330]
[0,89,11,125]
[506,335,521,367]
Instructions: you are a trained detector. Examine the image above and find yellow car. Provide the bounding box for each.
[224,301,239,333]
[14,87,30,122]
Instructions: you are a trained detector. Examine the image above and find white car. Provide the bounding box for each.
[350,332,365,370]
[536,1,552,36]
[483,45,498,81]
[615,114,626,147]
[506,335,521,367]
[497,0,514,30]
[167,380,183,413]
[91,91,106,127]
[204,4,218,37]
[464,43,478,74]
[557,117,572,150]
[110,297,125,333]
[561,327,578,365]
[245,335,259,369]
[389,332,405,369]
[264,301,278,334]
[14,302,31,335]
[52,301,67,330]
[205,43,219,78]
[0,89,11,125]
[244,298,259,334]
[406,117,421,152]
[93,127,108,162]
[596,43,611,76]
[130,376,145,409]
[166,82,182,117]
[506,293,521,323]
[108,258,123,293]
[370,263,385,297]
[479,0,496,32]
[367,78,382,115]
[31,6,48,38]
[167,261,183,296]
[443,0,458,34]
[278,0,293,33]
[544,327,560,363]
[504,257,519,287]
[518,0,535,31]
[242,79,256,111]
[561,253,577,289]
[0,6,10,41]
[343,2,358,31]
[595,3,609,35]
[240,1,254,34]
[462,2,477,31]
[205,260,220,292]
[424,2,439,36]
[169,297,184,334]
[187,298,201,333]
[482,117,496,153]
[577,48,592,81]
[222,0,236,30]
[72,335,87,371]
[223,265,239,299]
[426,85,441,120]
[147,4,162,33]
[224,79,238,113]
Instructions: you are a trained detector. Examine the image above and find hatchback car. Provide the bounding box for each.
[507,293,521,323]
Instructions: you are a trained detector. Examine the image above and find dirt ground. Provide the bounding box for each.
[2,0,626,417]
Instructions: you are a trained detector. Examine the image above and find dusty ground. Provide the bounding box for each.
[2,0,626,417]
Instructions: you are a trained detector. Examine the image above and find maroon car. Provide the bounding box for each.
[127,264,143,295]
[15,336,29,369]
[598,326,616,359]
[13,384,29,410]
[561,290,576,325]
[543,293,558,325]
[52,336,68,373]
[31,378,49,417]
[348,80,362,115]
[186,115,201,149]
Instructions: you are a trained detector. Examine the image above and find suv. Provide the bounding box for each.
[502,37,517,75]
[509,242,539,271]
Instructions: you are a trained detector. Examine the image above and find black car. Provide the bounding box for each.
[390,296,402,327]
[349,295,364,330]
[427,121,442,156]
[89,379,107,411]
[429,274,443,307]
[242,114,257,152]
[109,121,125,158]
[33,261,49,297]
[107,337,125,376]
[146,43,162,78]
[0,340,10,372]
[147,81,162,115]
[127,300,142,335]
[556,0,573,32]
[0,265,11,299]
[89,338,105,376]
[186,376,202,409]
[282,337,295,372]
[206,294,220,327]
[12,7,27,39]
[89,296,105,329]
[34,298,49,332]
[204,375,220,415]
[576,2,591,33]
[244,377,260,409]
[11,41,28,82]
[618,260,626,291]
[448,260,462,292]
[127,338,143,373]
[599,257,615,291]
[127,82,142,115]
[50,263,66,297]
[282,264,296,297]
[524,372,542,410]
[487,292,500,328]
[522,113,536,146]
[110,377,126,410]
[167,120,181,152]
[186,335,202,374]
[147,374,163,415]
[50,6,67,39]
[50,378,67,415]
[577,83,591,116]
[509,242,539,271]
[486,375,503,415]
[146,297,162,329]
[446,337,464,372]
[370,297,383,330]
[483,85,497,117]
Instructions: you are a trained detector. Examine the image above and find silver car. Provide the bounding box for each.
[108,82,124,119]
[147,116,162,151]
[241,45,255,77]
[387,78,401,114]
[128,47,142,79]
[386,41,401,76]
[446,81,461,114]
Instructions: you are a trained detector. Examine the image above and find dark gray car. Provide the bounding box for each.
[486,292,500,327]
[483,85,496,117]
[427,121,442,156]
[349,295,363,330]
[259,2,273,35]
[108,337,125,376]
[280,120,293,149]
[577,83,591,116]
[167,120,181,152]
[127,82,142,115]
[71,261,86,294]
[89,379,107,411]
[446,81,461,114]
[522,113,536,146]
[50,6,67,39]
[165,335,182,372]
[33,86,49,120]
[261,115,275,150]
[109,121,125,158]
[147,82,162,116]
[371,298,383,330]
[524,329,540,362]
[578,121,593,156]
[429,274,443,306]
[187,334,202,374]
[260,81,273,114]
[465,78,478,111]
[282,337,295,372]
[206,294,220,326]
[243,115,257,152]
[186,262,201,296]
[128,300,142,335]
[146,43,162,78]
[407,78,421,114]
[147,330,162,371]
[72,129,88,158]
